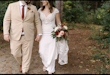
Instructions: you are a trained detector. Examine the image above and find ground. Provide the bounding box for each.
[0,24,100,74]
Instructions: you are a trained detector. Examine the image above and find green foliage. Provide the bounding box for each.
[0,1,16,31]
[93,53,109,64]
[98,1,110,48]
[63,1,90,24]
[96,65,107,74]
[88,27,110,49]
[90,46,110,74]
[90,1,110,25]
[91,8,106,25]
[63,1,110,25]
[66,22,75,30]
[88,26,102,39]
[88,1,110,49]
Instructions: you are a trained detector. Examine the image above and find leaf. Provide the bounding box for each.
[72,64,74,66]
[80,61,83,64]
[84,57,88,59]
[96,59,100,62]
[88,46,91,49]
[77,57,79,59]
[105,65,110,69]
[79,65,82,69]
[91,65,94,68]
[86,69,89,71]
[90,60,96,63]
[86,65,90,67]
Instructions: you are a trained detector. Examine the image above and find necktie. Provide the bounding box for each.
[22,5,25,19]
[22,5,25,32]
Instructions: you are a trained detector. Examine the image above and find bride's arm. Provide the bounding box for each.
[37,8,41,17]
[38,12,40,16]
[55,13,61,26]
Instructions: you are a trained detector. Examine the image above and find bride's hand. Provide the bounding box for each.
[35,35,42,42]
[65,32,69,36]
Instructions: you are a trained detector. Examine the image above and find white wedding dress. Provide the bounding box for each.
[38,8,59,73]
[57,39,69,65]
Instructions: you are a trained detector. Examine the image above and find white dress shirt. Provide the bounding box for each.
[19,1,26,35]
[19,1,42,35]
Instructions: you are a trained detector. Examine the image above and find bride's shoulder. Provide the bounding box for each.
[53,7,59,13]
[38,8,41,13]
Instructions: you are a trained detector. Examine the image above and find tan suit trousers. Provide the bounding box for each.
[10,36,34,73]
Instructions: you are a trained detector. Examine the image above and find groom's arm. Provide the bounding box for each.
[3,4,11,42]
[3,4,11,35]
[34,6,42,42]
[34,6,42,35]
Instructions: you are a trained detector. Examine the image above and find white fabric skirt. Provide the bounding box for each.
[39,33,57,73]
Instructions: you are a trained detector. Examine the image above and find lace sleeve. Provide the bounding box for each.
[57,39,69,65]
[55,8,59,14]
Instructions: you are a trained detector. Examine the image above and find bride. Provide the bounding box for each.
[38,0,61,74]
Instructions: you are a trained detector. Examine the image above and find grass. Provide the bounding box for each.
[0,43,9,48]
[87,40,110,74]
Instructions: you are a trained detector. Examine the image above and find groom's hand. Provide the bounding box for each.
[4,34,10,42]
[35,35,42,42]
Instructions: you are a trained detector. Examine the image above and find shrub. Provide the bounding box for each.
[0,1,15,31]
[63,1,89,24]
[99,1,110,47]
[91,8,107,25]
[89,1,110,49]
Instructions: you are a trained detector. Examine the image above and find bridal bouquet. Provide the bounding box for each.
[51,23,69,42]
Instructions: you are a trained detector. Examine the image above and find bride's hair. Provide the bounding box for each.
[41,0,54,13]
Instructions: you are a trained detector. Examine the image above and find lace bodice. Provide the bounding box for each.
[38,8,59,35]
[38,8,59,26]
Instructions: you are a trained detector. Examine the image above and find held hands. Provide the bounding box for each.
[4,34,10,42]
[35,35,42,42]
[4,34,42,42]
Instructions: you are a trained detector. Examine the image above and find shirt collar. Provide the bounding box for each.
[19,1,26,7]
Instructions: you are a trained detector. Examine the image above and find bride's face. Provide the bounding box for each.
[41,0,48,6]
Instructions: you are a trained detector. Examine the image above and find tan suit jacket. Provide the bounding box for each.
[3,1,42,40]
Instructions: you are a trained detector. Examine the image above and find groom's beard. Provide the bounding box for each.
[24,0,31,5]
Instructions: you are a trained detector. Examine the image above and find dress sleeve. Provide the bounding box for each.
[55,8,59,14]
[38,8,41,13]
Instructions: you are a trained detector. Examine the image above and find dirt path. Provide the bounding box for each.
[0,28,98,74]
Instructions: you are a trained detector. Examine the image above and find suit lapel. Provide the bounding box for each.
[24,4,31,20]
[17,1,32,20]
[17,2,22,20]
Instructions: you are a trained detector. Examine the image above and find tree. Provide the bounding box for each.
[55,0,63,22]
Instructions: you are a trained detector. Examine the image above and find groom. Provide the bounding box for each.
[3,0,42,74]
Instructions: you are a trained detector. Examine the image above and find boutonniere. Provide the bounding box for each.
[31,11,33,13]
[27,7,31,11]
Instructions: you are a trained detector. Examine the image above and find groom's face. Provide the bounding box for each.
[24,0,31,5]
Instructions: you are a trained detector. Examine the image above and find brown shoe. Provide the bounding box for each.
[20,65,22,73]
[22,72,27,74]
